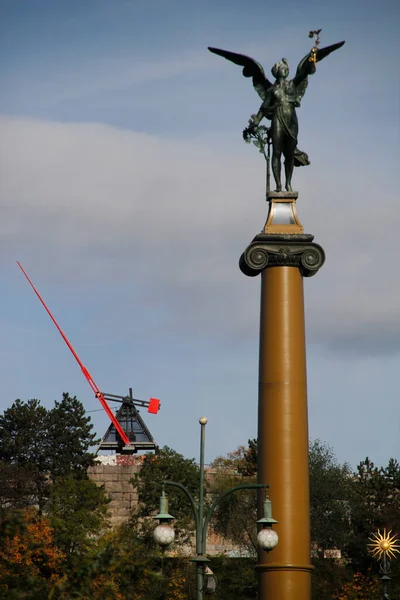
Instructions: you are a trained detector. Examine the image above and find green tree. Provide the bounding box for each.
[211,439,257,477]
[0,463,42,510]
[237,438,258,477]
[0,398,50,508]
[210,442,258,554]
[211,556,258,599]
[308,444,365,600]
[47,393,99,480]
[353,457,400,533]
[0,398,48,466]
[47,476,110,556]
[0,394,98,509]
[131,446,201,546]
[309,439,353,553]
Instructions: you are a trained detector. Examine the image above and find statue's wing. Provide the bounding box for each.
[296,40,345,75]
[314,40,345,62]
[293,41,345,104]
[208,47,273,100]
[294,79,309,106]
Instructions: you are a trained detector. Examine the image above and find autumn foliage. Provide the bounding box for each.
[334,572,381,600]
[0,508,65,595]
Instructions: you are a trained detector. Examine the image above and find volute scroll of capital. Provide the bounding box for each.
[300,246,325,275]
[240,241,325,277]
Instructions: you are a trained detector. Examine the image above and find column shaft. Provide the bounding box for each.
[257,266,312,600]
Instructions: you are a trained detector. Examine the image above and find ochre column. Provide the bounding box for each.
[257,265,312,599]
[239,194,325,600]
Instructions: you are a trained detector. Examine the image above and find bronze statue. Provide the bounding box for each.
[208,33,344,192]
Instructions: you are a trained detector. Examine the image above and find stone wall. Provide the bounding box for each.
[88,454,143,527]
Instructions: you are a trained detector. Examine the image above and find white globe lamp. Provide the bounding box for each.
[153,489,175,548]
[257,494,279,552]
[153,523,176,547]
[257,527,279,551]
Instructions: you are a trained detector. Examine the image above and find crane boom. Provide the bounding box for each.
[17,261,131,447]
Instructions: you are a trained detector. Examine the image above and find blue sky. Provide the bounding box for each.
[0,0,399,468]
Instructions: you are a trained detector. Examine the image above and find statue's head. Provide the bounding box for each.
[271,58,289,79]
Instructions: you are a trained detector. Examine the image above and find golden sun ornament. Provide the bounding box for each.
[368,529,400,560]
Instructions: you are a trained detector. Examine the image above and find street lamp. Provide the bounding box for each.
[153,489,175,547]
[153,417,278,599]
[257,494,279,551]
[368,529,400,599]
[203,566,217,594]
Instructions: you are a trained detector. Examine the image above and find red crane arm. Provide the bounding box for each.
[17,261,131,447]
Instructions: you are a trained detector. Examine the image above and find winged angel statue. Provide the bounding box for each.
[209,37,344,192]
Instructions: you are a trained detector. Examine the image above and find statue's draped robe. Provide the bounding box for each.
[261,79,310,166]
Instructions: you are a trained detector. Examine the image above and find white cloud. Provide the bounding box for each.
[0,116,399,355]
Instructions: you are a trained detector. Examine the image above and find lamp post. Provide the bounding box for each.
[153,417,278,599]
[368,529,400,599]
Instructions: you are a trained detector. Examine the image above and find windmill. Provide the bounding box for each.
[17,262,160,454]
